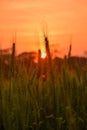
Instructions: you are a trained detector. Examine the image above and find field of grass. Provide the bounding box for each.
[0,39,87,130]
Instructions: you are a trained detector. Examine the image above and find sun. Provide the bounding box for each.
[41,52,47,59]
[40,44,47,59]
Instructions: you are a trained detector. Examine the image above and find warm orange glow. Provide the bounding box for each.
[0,0,87,56]
[41,52,47,59]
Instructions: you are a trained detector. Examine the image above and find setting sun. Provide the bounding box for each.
[41,52,47,59]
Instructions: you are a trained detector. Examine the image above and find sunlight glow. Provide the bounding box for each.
[41,52,47,59]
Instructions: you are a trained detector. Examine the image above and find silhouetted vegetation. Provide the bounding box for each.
[0,36,87,130]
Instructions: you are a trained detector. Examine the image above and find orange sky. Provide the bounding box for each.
[0,0,87,57]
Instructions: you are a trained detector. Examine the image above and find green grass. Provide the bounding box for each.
[0,59,87,130]
[0,42,87,130]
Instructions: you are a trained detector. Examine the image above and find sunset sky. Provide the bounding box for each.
[0,0,87,57]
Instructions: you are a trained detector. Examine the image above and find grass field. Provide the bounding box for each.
[0,38,87,130]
